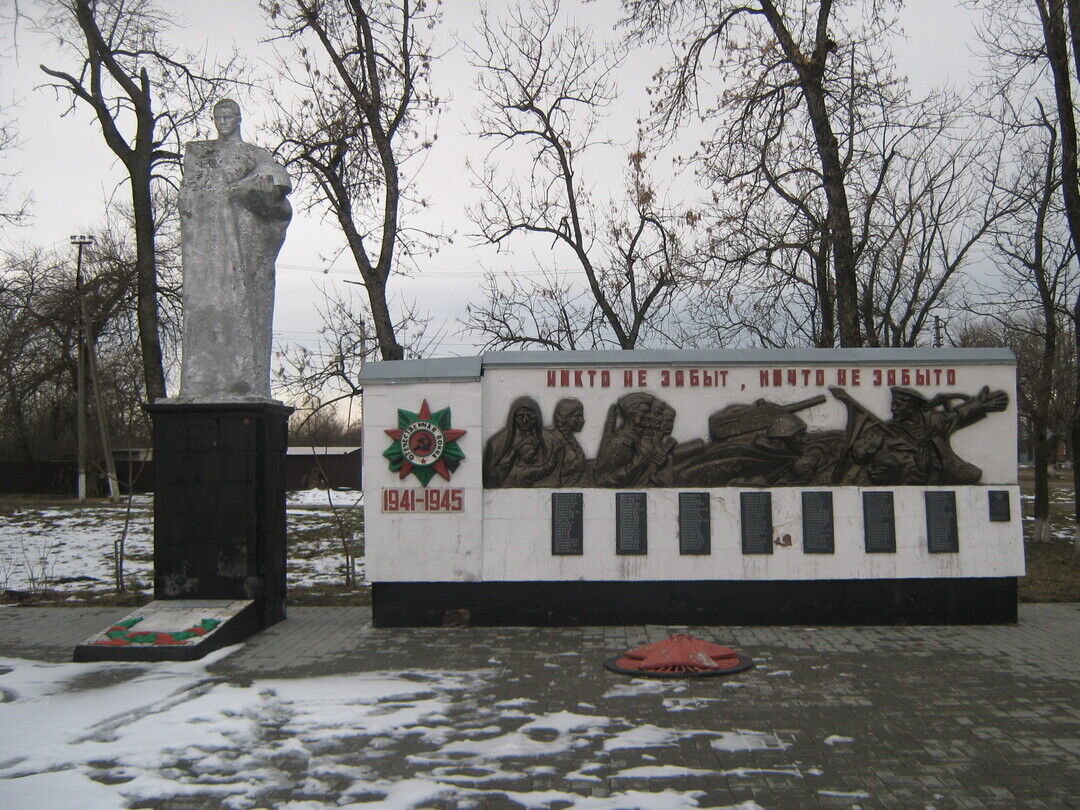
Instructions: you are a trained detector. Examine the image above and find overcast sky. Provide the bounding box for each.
[1,0,983,360]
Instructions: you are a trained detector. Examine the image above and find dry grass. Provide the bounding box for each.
[1019,467,1079,602]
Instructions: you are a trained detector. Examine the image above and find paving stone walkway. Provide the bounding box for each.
[1,603,1079,808]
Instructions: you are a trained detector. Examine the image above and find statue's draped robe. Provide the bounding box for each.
[178,138,291,401]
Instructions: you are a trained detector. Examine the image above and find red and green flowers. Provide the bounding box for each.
[93,616,222,646]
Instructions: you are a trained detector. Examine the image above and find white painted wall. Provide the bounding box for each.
[363,356,1023,583]
[363,380,483,583]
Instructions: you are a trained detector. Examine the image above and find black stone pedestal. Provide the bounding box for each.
[147,401,292,630]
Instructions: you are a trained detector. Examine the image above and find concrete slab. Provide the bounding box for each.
[71,599,258,662]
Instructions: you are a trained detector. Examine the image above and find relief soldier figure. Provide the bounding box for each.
[830,385,1009,485]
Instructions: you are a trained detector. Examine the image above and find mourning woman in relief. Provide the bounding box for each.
[537,398,590,487]
[178,98,292,401]
[483,396,560,487]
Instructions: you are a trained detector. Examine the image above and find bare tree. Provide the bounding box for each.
[0,226,148,470]
[985,116,1075,542]
[38,0,240,401]
[466,1,695,351]
[623,0,890,346]
[971,0,1080,550]
[264,0,441,362]
[0,105,30,225]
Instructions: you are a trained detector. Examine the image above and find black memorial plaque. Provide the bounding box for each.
[801,491,835,554]
[988,490,1011,522]
[926,490,959,553]
[740,491,773,555]
[615,492,647,555]
[863,491,896,553]
[551,493,584,555]
[678,492,711,555]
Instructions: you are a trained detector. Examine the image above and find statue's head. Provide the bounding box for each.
[553,398,584,434]
[213,98,242,139]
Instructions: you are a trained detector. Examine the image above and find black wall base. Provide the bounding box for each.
[372,578,1018,627]
[148,401,292,630]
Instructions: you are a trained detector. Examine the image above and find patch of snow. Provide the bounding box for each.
[287,489,363,509]
[824,735,855,746]
[711,730,790,753]
[602,679,686,699]
[819,789,871,798]
[662,697,721,712]
[614,765,717,779]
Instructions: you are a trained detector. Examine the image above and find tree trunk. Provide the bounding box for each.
[1032,409,1052,544]
[368,277,404,361]
[1039,0,1080,555]
[130,168,167,401]
[801,81,861,347]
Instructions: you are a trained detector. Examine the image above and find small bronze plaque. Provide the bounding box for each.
[926,490,959,553]
[616,492,647,555]
[551,493,583,556]
[740,491,773,555]
[988,490,1011,522]
[802,491,834,554]
[678,492,711,555]
[863,491,896,553]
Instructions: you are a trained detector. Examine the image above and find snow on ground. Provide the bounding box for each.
[287,489,364,510]
[0,492,364,597]
[0,651,797,810]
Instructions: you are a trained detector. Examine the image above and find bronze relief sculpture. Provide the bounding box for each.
[482,384,1009,488]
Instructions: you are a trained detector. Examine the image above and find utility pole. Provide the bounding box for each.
[71,234,93,501]
[934,315,944,349]
[70,234,121,502]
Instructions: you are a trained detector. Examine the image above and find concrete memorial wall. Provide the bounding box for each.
[361,349,1022,627]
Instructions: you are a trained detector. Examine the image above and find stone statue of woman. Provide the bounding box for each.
[177,99,292,402]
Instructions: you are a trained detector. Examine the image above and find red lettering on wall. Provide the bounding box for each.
[947,368,956,385]
[837,369,847,385]
[624,370,634,387]
[638,370,648,386]
[851,369,861,385]
[601,370,610,387]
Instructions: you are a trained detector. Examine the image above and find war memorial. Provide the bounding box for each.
[362,350,1021,627]
[73,97,1023,659]
[75,100,294,660]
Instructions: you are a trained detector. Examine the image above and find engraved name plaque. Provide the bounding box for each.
[551,493,584,556]
[863,491,896,553]
[678,492,711,555]
[802,491,835,554]
[740,491,773,555]
[926,490,959,553]
[988,490,1011,522]
[616,492,647,555]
